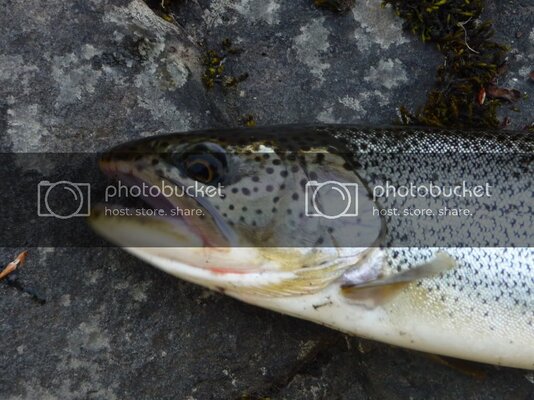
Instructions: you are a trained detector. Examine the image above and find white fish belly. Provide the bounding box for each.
[239,248,534,369]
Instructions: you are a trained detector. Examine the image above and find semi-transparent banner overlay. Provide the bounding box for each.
[0,153,531,247]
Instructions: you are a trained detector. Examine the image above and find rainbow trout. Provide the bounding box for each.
[89,125,533,369]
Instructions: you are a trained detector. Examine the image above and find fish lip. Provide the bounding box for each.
[97,158,234,247]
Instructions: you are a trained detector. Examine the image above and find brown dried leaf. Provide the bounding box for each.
[486,85,521,102]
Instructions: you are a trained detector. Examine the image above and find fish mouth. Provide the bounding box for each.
[88,157,235,248]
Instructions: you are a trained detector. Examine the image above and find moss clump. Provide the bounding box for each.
[201,39,249,89]
[241,114,257,127]
[314,0,356,13]
[383,0,511,128]
[201,49,225,89]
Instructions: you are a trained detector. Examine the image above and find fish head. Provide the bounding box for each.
[89,126,384,296]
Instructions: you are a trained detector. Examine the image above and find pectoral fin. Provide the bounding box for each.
[342,253,456,289]
[341,253,456,305]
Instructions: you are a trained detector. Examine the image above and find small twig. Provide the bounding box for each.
[0,251,27,281]
[457,17,480,54]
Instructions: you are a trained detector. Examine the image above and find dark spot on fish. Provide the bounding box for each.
[252,176,260,182]
[292,193,299,201]
[266,167,274,174]
[273,197,279,203]
[229,205,234,210]
[280,170,288,178]
[242,188,251,195]
[256,209,262,214]
[266,185,274,192]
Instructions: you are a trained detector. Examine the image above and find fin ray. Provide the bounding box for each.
[342,252,456,289]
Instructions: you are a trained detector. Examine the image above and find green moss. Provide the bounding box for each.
[382,0,510,128]
[241,114,257,127]
[201,40,249,90]
[201,49,224,89]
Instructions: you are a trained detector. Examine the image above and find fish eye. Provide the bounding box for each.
[178,143,228,185]
[184,155,220,184]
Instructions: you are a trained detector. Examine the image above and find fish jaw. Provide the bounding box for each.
[120,246,299,294]
[103,244,372,297]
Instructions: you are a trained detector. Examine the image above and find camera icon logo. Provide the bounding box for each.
[37,180,91,219]
[305,181,359,219]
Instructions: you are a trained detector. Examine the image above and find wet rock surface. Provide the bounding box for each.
[1,0,533,399]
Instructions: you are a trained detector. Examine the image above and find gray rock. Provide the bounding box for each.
[0,0,227,154]
[1,0,533,399]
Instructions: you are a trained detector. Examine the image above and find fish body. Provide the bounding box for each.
[90,125,534,369]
